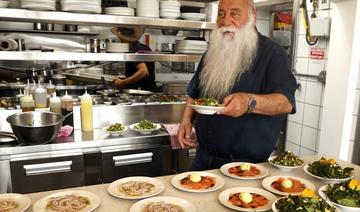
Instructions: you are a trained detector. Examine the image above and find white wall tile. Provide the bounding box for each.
[316,10,330,18]
[295,57,309,75]
[285,142,300,156]
[295,79,306,102]
[353,90,360,115]
[296,35,309,58]
[319,107,323,130]
[300,126,318,151]
[289,102,304,123]
[305,81,323,106]
[256,20,270,37]
[303,104,321,128]
[316,130,321,152]
[286,122,302,145]
[300,147,316,157]
[256,10,271,20]
[350,115,358,141]
[308,59,325,76]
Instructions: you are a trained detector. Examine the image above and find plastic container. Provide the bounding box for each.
[29,80,37,96]
[20,95,35,112]
[34,82,47,108]
[49,92,61,114]
[61,91,73,127]
[80,90,93,132]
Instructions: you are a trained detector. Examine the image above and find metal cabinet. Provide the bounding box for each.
[175,148,196,173]
[100,144,172,183]
[10,150,85,193]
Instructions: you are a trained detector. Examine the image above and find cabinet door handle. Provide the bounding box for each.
[113,152,153,166]
[23,161,72,176]
[187,148,196,158]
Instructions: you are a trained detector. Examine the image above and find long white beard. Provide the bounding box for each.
[199,14,258,100]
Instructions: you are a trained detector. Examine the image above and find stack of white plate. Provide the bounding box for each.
[160,0,180,19]
[105,7,135,16]
[137,0,159,18]
[106,43,129,53]
[181,12,206,21]
[21,0,56,11]
[175,40,207,54]
[61,0,102,14]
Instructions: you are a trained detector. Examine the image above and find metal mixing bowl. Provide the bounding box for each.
[6,111,64,144]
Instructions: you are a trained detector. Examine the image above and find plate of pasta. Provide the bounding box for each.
[0,193,31,212]
[129,196,195,212]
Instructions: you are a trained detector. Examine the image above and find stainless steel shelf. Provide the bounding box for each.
[0,28,99,36]
[0,52,202,62]
[0,8,215,30]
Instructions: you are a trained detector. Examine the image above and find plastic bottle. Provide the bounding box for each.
[46,80,56,107]
[80,89,93,132]
[20,95,35,112]
[24,79,31,96]
[34,81,47,108]
[29,80,37,96]
[61,91,73,127]
[49,92,61,114]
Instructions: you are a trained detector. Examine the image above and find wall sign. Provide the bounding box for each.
[310,48,326,60]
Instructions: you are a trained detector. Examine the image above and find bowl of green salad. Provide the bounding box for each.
[129,120,161,135]
[188,98,225,115]
[268,151,304,171]
[103,123,128,136]
[319,179,360,211]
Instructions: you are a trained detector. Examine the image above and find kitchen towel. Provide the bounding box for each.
[163,123,196,150]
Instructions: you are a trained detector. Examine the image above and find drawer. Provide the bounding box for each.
[101,145,172,183]
[176,148,196,173]
[10,151,85,193]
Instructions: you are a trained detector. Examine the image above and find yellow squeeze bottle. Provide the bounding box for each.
[80,89,93,132]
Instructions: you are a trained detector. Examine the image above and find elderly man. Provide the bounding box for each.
[177,0,297,170]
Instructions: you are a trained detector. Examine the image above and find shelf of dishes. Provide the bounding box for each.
[0,8,216,31]
[0,52,203,62]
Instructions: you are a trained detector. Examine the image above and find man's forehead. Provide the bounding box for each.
[219,0,248,9]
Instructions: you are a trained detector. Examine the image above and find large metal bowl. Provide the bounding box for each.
[6,111,64,144]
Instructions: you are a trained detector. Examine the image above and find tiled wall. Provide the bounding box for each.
[256,9,271,37]
[348,67,360,163]
[285,3,331,157]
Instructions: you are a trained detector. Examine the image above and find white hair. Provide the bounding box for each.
[199,9,258,100]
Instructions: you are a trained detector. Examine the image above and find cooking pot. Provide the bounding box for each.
[6,111,69,144]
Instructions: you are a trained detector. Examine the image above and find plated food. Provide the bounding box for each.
[219,187,277,211]
[32,190,100,212]
[268,151,304,171]
[0,193,31,212]
[304,157,354,183]
[103,123,128,136]
[273,189,338,212]
[171,171,224,193]
[220,162,268,180]
[107,176,165,200]
[129,120,161,135]
[319,179,360,210]
[129,196,196,212]
[188,98,225,115]
[262,175,316,196]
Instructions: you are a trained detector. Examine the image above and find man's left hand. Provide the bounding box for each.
[217,92,249,117]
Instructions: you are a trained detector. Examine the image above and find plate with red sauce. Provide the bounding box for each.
[218,187,277,211]
[220,162,269,180]
[171,171,225,193]
[262,175,316,196]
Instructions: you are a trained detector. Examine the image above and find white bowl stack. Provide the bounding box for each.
[106,43,129,53]
[175,40,208,54]
[104,7,135,16]
[160,0,180,19]
[61,0,102,14]
[181,12,206,21]
[21,0,56,11]
[136,0,159,18]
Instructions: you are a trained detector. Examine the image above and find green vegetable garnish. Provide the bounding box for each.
[134,120,157,130]
[324,180,360,207]
[308,157,354,179]
[271,151,304,167]
[275,195,336,212]
[106,123,125,131]
[192,98,221,106]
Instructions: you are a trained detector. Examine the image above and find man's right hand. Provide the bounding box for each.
[177,119,194,149]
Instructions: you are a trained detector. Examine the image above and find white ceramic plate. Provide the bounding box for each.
[129,196,195,212]
[262,175,316,196]
[33,190,101,212]
[304,164,353,183]
[171,171,225,193]
[188,104,224,115]
[219,187,277,212]
[181,13,206,21]
[220,162,269,180]
[319,185,360,211]
[129,123,161,135]
[103,125,128,136]
[107,176,165,200]
[21,2,56,10]
[268,155,304,171]
[0,193,31,212]
[272,196,340,212]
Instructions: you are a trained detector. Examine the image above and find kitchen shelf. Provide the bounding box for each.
[0,8,215,30]
[0,52,202,62]
[0,28,99,36]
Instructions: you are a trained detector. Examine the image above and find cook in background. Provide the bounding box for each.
[111,27,156,92]
[177,0,297,170]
